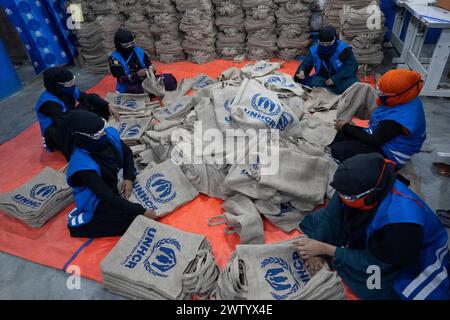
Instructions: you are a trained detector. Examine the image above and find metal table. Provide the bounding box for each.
[392,2,450,97]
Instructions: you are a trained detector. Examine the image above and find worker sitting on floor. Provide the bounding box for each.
[66,110,156,238]
[35,67,120,161]
[331,69,426,169]
[109,28,177,94]
[294,25,359,94]
[296,153,449,300]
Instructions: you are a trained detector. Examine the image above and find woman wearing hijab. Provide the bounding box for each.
[294,25,359,94]
[295,153,449,300]
[66,110,156,238]
[332,69,426,170]
[109,28,177,94]
[35,67,120,160]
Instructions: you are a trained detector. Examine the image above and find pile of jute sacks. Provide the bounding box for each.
[98,61,379,299]
[0,167,73,228]
[177,0,217,64]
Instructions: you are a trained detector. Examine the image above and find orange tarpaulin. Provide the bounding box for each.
[0,59,369,299]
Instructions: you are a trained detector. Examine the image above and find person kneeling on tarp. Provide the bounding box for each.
[296,153,449,300]
[294,25,359,94]
[331,69,426,170]
[35,67,120,161]
[109,28,177,94]
[66,110,156,238]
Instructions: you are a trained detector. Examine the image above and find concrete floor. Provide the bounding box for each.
[0,52,449,299]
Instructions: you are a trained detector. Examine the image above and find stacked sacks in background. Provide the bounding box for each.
[75,16,121,73]
[339,2,385,73]
[124,12,157,60]
[177,0,217,64]
[89,0,124,21]
[310,0,325,33]
[213,0,246,60]
[242,0,278,60]
[77,0,95,23]
[275,0,312,60]
[146,0,186,63]
[323,0,376,33]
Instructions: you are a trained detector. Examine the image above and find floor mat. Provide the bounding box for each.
[0,59,367,300]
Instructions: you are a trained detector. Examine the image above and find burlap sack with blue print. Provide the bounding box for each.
[240,60,282,78]
[108,117,152,145]
[256,73,305,97]
[129,159,199,217]
[101,216,218,300]
[105,92,149,112]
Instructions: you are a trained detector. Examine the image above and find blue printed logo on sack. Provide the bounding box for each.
[145,173,177,204]
[261,257,300,300]
[254,63,268,73]
[118,122,127,135]
[251,94,282,116]
[266,76,296,89]
[223,98,234,123]
[273,203,295,218]
[123,99,138,109]
[124,124,141,138]
[12,183,57,209]
[276,112,294,131]
[143,238,181,277]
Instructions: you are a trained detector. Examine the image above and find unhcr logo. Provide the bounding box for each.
[261,257,300,300]
[146,174,177,204]
[124,124,141,138]
[30,183,57,201]
[251,94,282,116]
[144,238,181,277]
[122,227,157,269]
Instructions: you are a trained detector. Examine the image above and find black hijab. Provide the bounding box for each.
[43,67,77,108]
[318,25,339,58]
[68,110,122,184]
[330,153,396,248]
[114,28,135,59]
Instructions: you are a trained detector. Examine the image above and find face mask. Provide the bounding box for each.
[338,160,395,210]
[60,85,77,97]
[83,135,110,152]
[318,38,337,56]
[377,80,423,106]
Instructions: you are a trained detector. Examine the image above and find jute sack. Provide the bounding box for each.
[256,73,305,97]
[108,117,152,144]
[212,85,240,131]
[240,60,282,78]
[142,67,166,97]
[101,216,215,300]
[105,92,149,112]
[210,194,265,244]
[130,159,199,217]
[254,200,306,233]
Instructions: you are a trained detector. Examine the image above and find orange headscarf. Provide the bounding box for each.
[376,69,424,107]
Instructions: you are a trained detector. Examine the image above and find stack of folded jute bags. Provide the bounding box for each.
[243,0,279,60]
[176,0,217,64]
[101,215,219,300]
[88,0,123,21]
[339,1,385,72]
[275,0,313,60]
[323,0,376,33]
[76,16,121,73]
[212,240,346,300]
[213,0,247,60]
[146,0,186,63]
[0,167,73,228]
[124,12,157,60]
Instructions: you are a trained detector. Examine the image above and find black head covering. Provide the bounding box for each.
[331,153,396,248]
[43,67,77,107]
[114,28,135,58]
[318,25,337,43]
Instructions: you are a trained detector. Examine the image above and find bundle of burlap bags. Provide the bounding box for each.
[213,0,247,60]
[124,12,157,60]
[101,216,219,300]
[75,16,121,73]
[275,0,313,60]
[242,0,279,60]
[0,167,73,228]
[177,0,217,64]
[146,0,186,63]
[323,0,376,33]
[212,240,346,300]
[340,1,386,70]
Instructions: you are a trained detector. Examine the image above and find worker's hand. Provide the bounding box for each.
[144,209,157,220]
[296,70,305,80]
[137,69,147,78]
[304,256,325,275]
[325,79,334,86]
[120,179,133,199]
[294,238,336,260]
[108,104,120,122]
[334,119,349,132]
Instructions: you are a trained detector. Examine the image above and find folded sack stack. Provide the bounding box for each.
[243,0,278,60]
[124,12,157,61]
[213,0,246,60]
[323,0,375,33]
[176,0,217,64]
[275,0,313,60]
[146,0,186,63]
[339,1,386,73]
